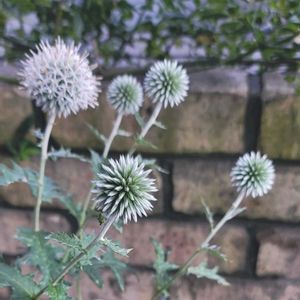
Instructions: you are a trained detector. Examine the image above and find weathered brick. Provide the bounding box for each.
[171,277,300,300]
[173,158,300,222]
[0,155,163,214]
[0,288,9,300]
[52,68,248,154]
[260,72,300,159]
[0,83,32,146]
[0,209,71,255]
[85,218,249,274]
[257,227,300,279]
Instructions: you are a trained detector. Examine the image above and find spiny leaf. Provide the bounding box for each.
[46,282,73,300]
[83,260,104,289]
[86,123,107,144]
[135,136,157,149]
[201,199,214,230]
[0,262,39,299]
[187,261,229,286]
[202,245,227,262]
[98,250,127,291]
[100,238,132,257]
[48,147,90,163]
[46,232,83,252]
[154,121,166,130]
[152,239,178,297]
[0,162,63,203]
[16,228,60,285]
[90,150,103,176]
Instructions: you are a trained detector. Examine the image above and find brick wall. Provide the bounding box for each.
[1,67,300,299]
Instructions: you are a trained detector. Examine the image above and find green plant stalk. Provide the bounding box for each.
[129,102,162,155]
[151,191,245,300]
[102,112,123,158]
[34,214,117,299]
[34,112,56,232]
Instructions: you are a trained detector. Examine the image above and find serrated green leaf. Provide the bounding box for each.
[90,150,103,176]
[100,238,132,257]
[0,262,39,299]
[98,250,127,291]
[46,232,83,252]
[83,261,104,289]
[46,282,73,300]
[0,162,63,203]
[187,261,229,286]
[57,195,82,221]
[201,245,227,262]
[16,228,60,285]
[86,123,107,145]
[201,199,214,230]
[135,137,157,149]
[152,239,178,297]
[48,147,90,163]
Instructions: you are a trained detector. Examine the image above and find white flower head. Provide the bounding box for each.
[19,37,101,118]
[107,75,143,115]
[92,156,157,223]
[230,152,275,198]
[144,59,189,108]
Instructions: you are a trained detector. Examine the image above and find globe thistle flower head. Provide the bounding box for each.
[107,75,143,115]
[230,152,275,198]
[144,60,189,108]
[20,37,101,118]
[92,156,157,224]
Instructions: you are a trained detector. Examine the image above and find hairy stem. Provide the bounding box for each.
[34,215,117,299]
[34,112,56,232]
[151,192,245,300]
[103,112,123,158]
[129,102,162,155]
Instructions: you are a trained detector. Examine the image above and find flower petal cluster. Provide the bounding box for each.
[144,60,189,108]
[92,156,157,223]
[107,75,143,115]
[230,152,275,198]
[20,38,100,118]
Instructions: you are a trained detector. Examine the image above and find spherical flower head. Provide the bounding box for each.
[107,75,143,115]
[92,156,157,223]
[144,60,189,108]
[230,152,275,198]
[19,38,101,118]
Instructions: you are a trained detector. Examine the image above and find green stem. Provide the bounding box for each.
[34,112,56,232]
[129,102,162,155]
[103,112,123,158]
[151,192,245,300]
[34,215,117,299]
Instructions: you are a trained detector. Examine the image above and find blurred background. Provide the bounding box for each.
[1,1,300,299]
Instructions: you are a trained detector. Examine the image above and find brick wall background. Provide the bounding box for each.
[1,66,300,299]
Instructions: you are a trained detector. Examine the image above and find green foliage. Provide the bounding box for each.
[187,261,229,286]
[2,0,300,72]
[16,228,61,285]
[152,239,178,297]
[46,232,85,252]
[0,262,39,299]
[90,150,103,176]
[101,238,132,257]
[0,162,62,203]
[46,282,73,300]
[48,147,90,163]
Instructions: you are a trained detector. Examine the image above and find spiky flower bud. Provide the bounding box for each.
[230,152,275,198]
[20,38,100,118]
[107,75,143,115]
[92,156,157,223]
[144,60,189,108]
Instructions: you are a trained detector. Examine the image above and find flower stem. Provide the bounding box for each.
[34,112,56,232]
[103,112,123,158]
[34,215,117,299]
[151,192,245,300]
[129,102,162,155]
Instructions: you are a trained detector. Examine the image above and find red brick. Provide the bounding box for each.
[257,227,300,279]
[0,209,71,255]
[85,219,249,274]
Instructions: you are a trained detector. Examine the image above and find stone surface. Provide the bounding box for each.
[257,227,300,279]
[0,209,71,255]
[0,83,32,146]
[173,158,300,222]
[260,72,300,159]
[86,218,249,274]
[52,68,248,154]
